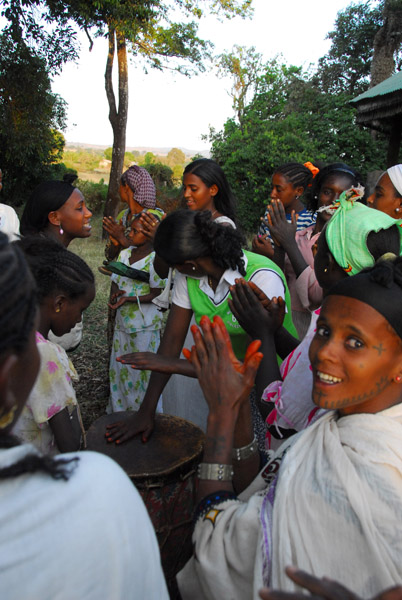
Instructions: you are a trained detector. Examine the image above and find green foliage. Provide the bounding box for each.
[144,162,174,188]
[124,151,135,166]
[0,32,67,206]
[63,148,104,172]
[166,147,186,167]
[104,147,113,161]
[315,1,383,95]
[210,58,389,231]
[143,151,156,165]
[76,178,108,214]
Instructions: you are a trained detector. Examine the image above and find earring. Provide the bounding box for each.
[395,375,402,383]
[324,267,328,273]
[396,208,400,213]
[55,307,61,313]
[0,405,17,429]
[59,226,64,235]
[295,195,300,201]
[192,266,196,271]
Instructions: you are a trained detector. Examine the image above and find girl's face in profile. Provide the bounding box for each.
[56,190,93,238]
[367,173,401,218]
[183,173,217,213]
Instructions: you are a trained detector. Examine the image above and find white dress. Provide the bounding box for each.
[0,445,169,599]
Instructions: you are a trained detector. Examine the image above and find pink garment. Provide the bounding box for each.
[284,225,323,313]
[262,309,327,451]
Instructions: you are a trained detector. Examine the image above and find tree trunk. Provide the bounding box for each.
[370,0,402,88]
[104,27,129,222]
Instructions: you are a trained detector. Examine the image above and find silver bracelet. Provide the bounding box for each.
[232,437,258,461]
[197,462,234,481]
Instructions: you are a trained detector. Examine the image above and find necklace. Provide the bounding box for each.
[211,209,218,218]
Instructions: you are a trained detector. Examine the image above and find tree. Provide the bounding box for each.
[315,1,383,95]
[104,147,113,160]
[166,147,186,168]
[216,44,262,124]
[370,0,402,86]
[0,32,67,205]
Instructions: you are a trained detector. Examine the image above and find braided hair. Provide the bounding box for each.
[16,236,94,302]
[274,162,314,194]
[154,210,246,275]
[183,159,237,223]
[0,232,78,480]
[0,232,37,356]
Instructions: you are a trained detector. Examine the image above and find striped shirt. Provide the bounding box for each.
[258,207,316,240]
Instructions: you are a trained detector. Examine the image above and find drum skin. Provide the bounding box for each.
[86,413,205,598]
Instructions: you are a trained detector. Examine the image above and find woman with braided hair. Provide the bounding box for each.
[0,232,169,600]
[105,209,297,445]
[12,236,95,454]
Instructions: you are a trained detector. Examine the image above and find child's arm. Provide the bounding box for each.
[108,287,162,310]
[49,406,82,452]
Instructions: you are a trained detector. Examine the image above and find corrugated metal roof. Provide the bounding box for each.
[351,71,402,103]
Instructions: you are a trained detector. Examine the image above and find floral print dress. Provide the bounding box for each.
[12,332,82,455]
[107,249,166,413]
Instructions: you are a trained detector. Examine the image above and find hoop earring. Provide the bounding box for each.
[0,405,17,429]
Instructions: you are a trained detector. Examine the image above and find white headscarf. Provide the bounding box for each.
[388,164,402,196]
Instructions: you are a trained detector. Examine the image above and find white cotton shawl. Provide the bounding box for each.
[268,404,402,597]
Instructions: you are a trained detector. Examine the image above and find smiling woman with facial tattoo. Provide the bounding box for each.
[176,256,402,600]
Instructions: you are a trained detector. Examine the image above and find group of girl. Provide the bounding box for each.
[2,154,402,600]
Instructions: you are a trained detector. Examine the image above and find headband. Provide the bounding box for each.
[388,164,402,197]
[327,259,402,340]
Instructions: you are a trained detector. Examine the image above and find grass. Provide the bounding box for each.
[69,215,112,430]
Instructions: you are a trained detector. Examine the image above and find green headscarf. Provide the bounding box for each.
[325,186,402,275]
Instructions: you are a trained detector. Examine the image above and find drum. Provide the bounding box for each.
[86,412,204,598]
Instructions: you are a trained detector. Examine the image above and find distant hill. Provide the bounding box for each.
[65,142,209,158]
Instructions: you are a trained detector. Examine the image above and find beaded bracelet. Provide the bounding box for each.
[197,462,234,481]
[232,436,258,461]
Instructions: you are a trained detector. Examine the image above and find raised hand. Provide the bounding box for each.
[102,216,127,246]
[138,211,161,241]
[228,279,285,338]
[252,234,275,259]
[266,199,298,250]
[186,315,263,415]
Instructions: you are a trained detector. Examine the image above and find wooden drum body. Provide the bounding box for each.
[86,413,204,597]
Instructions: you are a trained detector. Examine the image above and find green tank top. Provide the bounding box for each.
[187,250,297,360]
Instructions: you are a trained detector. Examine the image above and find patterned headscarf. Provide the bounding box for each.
[388,164,402,197]
[121,166,156,208]
[325,186,402,275]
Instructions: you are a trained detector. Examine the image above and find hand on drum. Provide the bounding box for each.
[228,279,285,338]
[184,315,263,417]
[259,567,402,600]
[105,410,155,444]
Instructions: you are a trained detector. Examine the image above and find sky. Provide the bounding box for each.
[52,0,353,153]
